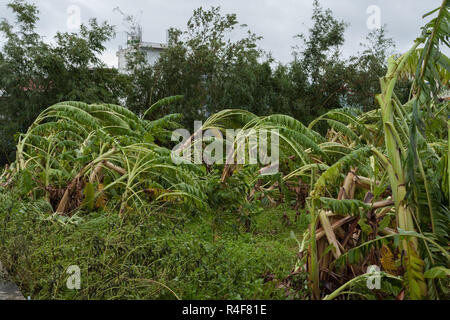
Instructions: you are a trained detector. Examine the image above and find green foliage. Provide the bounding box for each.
[345,27,411,111]
[121,1,404,133]
[14,99,208,214]
[0,0,127,165]
[424,266,450,279]
[0,190,307,299]
[313,197,370,216]
[0,0,448,302]
[124,6,266,127]
[312,146,372,197]
[404,243,427,299]
[83,183,95,212]
[0,0,411,167]
[293,0,347,84]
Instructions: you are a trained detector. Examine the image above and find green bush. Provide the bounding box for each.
[0,190,309,299]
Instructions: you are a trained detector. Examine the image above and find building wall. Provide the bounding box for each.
[146,49,163,66]
[117,49,128,73]
[117,45,165,74]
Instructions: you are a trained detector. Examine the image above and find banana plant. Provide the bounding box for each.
[14,97,208,215]
[301,1,449,299]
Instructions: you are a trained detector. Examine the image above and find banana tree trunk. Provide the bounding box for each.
[376,45,427,298]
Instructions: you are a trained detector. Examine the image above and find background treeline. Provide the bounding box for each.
[0,0,410,165]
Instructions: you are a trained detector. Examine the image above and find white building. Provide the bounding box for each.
[116,28,167,73]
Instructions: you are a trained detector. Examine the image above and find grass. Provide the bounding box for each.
[0,188,310,300]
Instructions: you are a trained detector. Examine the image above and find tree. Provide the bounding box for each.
[125,6,271,130]
[345,26,411,111]
[0,0,127,165]
[292,0,347,84]
[289,0,348,125]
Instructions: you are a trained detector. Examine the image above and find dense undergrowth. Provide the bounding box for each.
[0,2,449,301]
[0,187,309,300]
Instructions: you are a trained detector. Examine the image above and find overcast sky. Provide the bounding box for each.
[0,0,443,67]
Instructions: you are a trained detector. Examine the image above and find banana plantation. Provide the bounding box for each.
[0,1,449,300]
